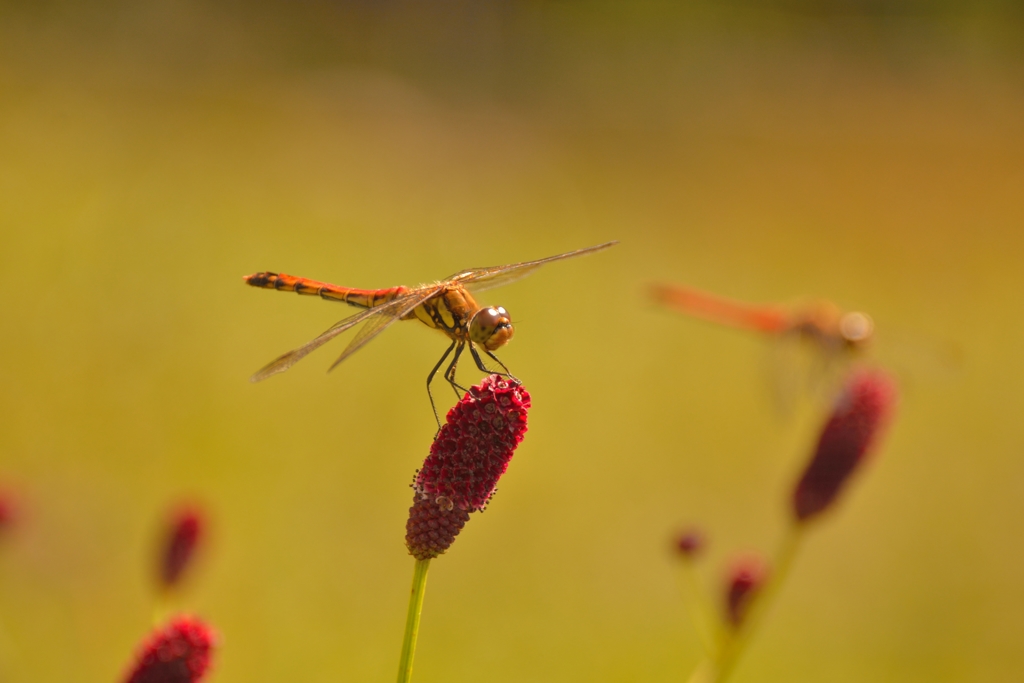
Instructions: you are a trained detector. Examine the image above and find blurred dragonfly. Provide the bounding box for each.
[650,282,875,413]
[245,241,617,425]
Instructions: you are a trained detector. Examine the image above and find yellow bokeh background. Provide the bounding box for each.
[1,2,1022,681]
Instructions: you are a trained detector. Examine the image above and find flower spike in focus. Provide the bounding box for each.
[406,374,531,560]
[121,615,216,683]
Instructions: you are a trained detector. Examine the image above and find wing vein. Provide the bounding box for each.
[249,289,436,382]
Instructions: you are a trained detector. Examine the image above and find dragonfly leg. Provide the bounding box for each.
[427,340,457,430]
[469,345,519,382]
[444,341,470,399]
[485,349,518,381]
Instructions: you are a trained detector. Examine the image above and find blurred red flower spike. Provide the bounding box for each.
[122,615,216,683]
[406,374,531,560]
[792,370,899,522]
[159,504,206,590]
[724,556,767,628]
[0,490,16,534]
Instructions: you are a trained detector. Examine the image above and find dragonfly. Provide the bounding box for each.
[650,282,874,412]
[245,241,617,425]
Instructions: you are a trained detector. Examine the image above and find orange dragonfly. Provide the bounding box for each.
[650,282,874,410]
[245,241,617,424]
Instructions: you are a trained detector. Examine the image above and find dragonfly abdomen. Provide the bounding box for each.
[244,272,409,308]
[650,283,788,334]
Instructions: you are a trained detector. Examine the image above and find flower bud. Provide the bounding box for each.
[724,556,767,627]
[673,527,706,559]
[121,615,215,683]
[792,370,898,522]
[406,375,530,560]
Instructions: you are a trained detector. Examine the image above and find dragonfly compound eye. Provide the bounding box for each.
[470,306,514,351]
[839,311,874,347]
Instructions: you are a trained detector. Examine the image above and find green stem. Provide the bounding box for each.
[684,658,715,683]
[397,558,431,683]
[678,559,720,657]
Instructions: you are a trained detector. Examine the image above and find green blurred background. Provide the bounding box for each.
[1,1,1022,681]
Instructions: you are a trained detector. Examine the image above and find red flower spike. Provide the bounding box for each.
[405,495,472,561]
[674,527,706,559]
[724,556,767,628]
[792,370,898,523]
[414,374,530,513]
[122,615,216,683]
[159,505,205,590]
[406,375,530,560]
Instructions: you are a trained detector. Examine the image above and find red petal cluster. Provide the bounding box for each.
[792,370,898,522]
[724,556,767,627]
[414,374,531,512]
[406,375,530,560]
[122,615,215,683]
[159,505,205,589]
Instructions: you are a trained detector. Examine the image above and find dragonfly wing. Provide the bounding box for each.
[449,241,618,293]
[764,332,854,417]
[764,330,807,418]
[808,340,858,407]
[327,287,442,372]
[250,294,420,382]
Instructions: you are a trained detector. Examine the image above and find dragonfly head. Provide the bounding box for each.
[469,306,514,351]
[839,311,874,349]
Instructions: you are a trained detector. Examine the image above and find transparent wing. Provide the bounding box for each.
[249,287,438,382]
[763,330,806,418]
[447,241,618,294]
[806,340,858,409]
[764,332,854,418]
[326,287,442,372]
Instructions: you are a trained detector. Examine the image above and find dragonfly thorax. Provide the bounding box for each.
[469,306,514,351]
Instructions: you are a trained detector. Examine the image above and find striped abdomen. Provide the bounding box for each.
[244,272,409,309]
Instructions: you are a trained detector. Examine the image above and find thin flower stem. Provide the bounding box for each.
[713,525,804,683]
[684,658,715,683]
[678,560,720,656]
[397,558,431,683]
